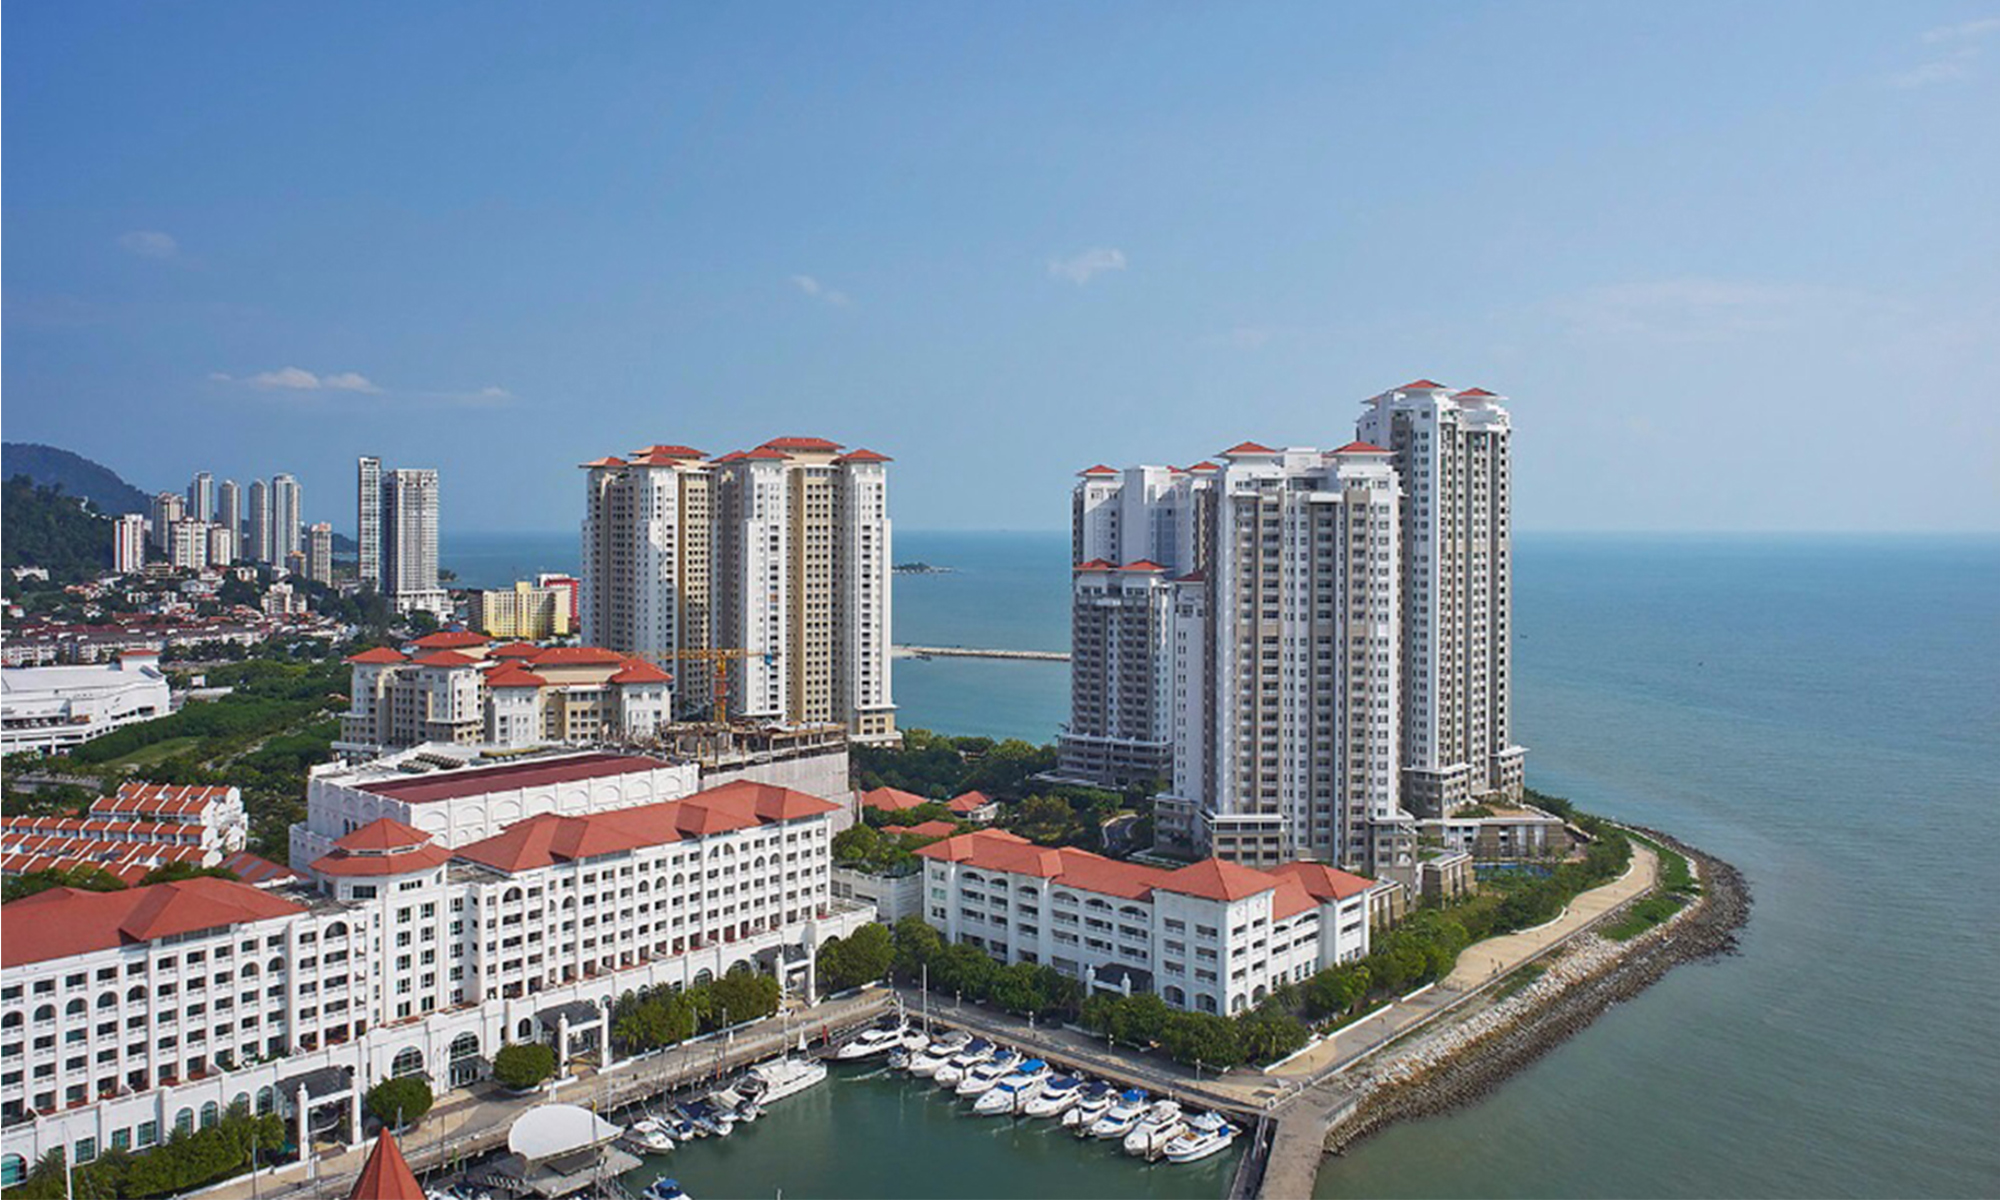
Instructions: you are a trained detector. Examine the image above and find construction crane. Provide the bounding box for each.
[657,648,773,722]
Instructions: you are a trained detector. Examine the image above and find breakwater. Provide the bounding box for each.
[893,644,1071,661]
[1322,831,1751,1157]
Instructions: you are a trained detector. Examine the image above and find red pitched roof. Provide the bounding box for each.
[609,659,673,685]
[1454,387,1498,398]
[860,786,932,812]
[712,451,748,463]
[2,878,305,967]
[345,646,408,664]
[1079,464,1119,477]
[356,753,665,805]
[216,851,302,886]
[1074,559,1116,571]
[334,817,431,852]
[1175,570,1207,583]
[1332,440,1389,455]
[410,650,478,668]
[454,780,838,872]
[1398,378,1446,391]
[411,630,491,650]
[1154,857,1280,902]
[947,790,994,814]
[485,667,550,689]
[95,783,232,818]
[351,1130,425,1200]
[884,820,960,840]
[740,447,790,460]
[915,830,1344,908]
[487,642,543,659]
[526,646,626,666]
[634,444,706,459]
[1220,441,1277,456]
[760,436,843,452]
[1267,861,1375,901]
[580,456,628,468]
[1188,461,1220,472]
[836,448,893,463]
[1119,560,1166,572]
[629,449,691,467]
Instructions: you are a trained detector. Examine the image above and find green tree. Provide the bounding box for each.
[1158,1011,1244,1069]
[1237,1006,1309,1064]
[891,916,945,983]
[819,922,894,992]
[3,865,128,903]
[137,862,242,886]
[365,1075,434,1129]
[492,1042,556,1090]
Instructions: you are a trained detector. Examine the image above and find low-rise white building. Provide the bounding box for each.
[0,653,172,755]
[1,775,871,1174]
[916,829,1377,1017]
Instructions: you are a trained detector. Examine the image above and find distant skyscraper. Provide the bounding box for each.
[216,480,242,562]
[307,522,334,584]
[207,524,236,569]
[247,479,273,564]
[187,472,214,523]
[168,520,209,572]
[271,474,303,564]
[357,456,382,591]
[112,513,146,574]
[1357,381,1524,813]
[383,468,446,615]
[149,492,185,551]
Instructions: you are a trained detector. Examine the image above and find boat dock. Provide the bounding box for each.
[893,644,1071,662]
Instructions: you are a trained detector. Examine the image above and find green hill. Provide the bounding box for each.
[2,475,114,578]
[1,443,151,515]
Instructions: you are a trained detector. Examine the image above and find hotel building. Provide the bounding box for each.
[470,582,574,641]
[917,828,1377,1017]
[1,758,869,1175]
[580,438,896,743]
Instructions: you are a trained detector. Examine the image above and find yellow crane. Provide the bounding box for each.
[657,647,771,721]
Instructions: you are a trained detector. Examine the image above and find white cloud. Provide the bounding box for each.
[1890,16,1999,86]
[790,274,851,306]
[116,230,179,260]
[1047,247,1127,285]
[210,368,512,406]
[319,372,382,393]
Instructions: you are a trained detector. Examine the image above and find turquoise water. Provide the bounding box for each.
[618,1060,1242,1199]
[449,529,2000,1198]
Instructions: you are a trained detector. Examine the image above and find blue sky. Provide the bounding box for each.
[6,2,1997,534]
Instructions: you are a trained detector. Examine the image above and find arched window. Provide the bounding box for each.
[450,1032,479,1061]
[65,999,86,1017]
[325,921,348,938]
[0,1012,20,1029]
[503,887,523,903]
[231,1092,251,1115]
[1,1154,26,1187]
[1163,985,1187,1008]
[126,985,148,1003]
[516,1018,534,1040]
[241,963,259,979]
[256,1086,276,1115]
[1197,993,1218,1014]
[97,992,117,1009]
[32,1005,53,1022]
[693,968,714,986]
[390,1047,424,1078]
[268,957,286,974]
[200,1101,220,1128]
[174,1109,194,1135]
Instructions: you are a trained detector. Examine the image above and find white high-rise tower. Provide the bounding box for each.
[271,474,303,564]
[357,456,382,590]
[383,468,446,616]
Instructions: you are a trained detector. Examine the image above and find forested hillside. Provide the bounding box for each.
[2,475,113,578]
[1,442,150,514]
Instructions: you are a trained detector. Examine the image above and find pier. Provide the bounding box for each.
[893,644,1070,662]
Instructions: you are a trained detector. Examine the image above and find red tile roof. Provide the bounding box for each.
[1267,861,1375,901]
[454,780,839,872]
[355,753,666,804]
[485,667,549,689]
[1119,560,1166,572]
[1079,464,1120,477]
[883,820,960,840]
[334,817,431,852]
[216,851,302,886]
[629,449,692,467]
[836,448,892,463]
[634,444,707,459]
[1454,387,1497,398]
[760,436,843,451]
[1221,441,1277,456]
[95,783,233,819]
[609,659,673,685]
[947,790,995,815]
[350,1130,425,1200]
[1175,570,1207,583]
[525,646,627,666]
[410,630,491,650]
[410,650,479,668]
[1398,378,1446,391]
[580,456,628,468]
[1189,461,1220,472]
[860,786,932,812]
[1075,559,1116,571]
[740,447,790,460]
[313,819,450,877]
[1153,857,1279,902]
[2,878,306,967]
[1332,440,1389,455]
[487,642,543,659]
[345,647,408,664]
[712,451,748,463]
[915,829,1364,910]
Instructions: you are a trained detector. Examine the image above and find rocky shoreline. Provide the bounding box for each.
[1325,828,1753,1155]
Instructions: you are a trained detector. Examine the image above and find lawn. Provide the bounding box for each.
[105,736,206,768]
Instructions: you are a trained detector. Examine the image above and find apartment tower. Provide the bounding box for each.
[382,468,446,615]
[1357,381,1525,813]
[247,479,273,564]
[112,513,146,574]
[271,474,303,563]
[216,480,242,563]
[148,492,185,551]
[187,472,214,523]
[307,522,335,584]
[357,456,383,590]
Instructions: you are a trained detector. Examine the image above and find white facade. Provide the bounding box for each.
[187,472,214,523]
[148,493,185,552]
[357,456,382,591]
[271,474,303,565]
[383,468,444,615]
[216,480,242,565]
[1357,382,1525,813]
[112,514,146,575]
[918,829,1373,1018]
[247,479,274,565]
[0,655,172,755]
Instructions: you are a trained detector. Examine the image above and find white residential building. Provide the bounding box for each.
[0,653,171,755]
[112,514,146,575]
[216,480,241,564]
[271,474,303,565]
[167,521,210,572]
[307,523,334,585]
[1357,381,1526,813]
[247,479,274,565]
[148,493,185,552]
[187,472,214,523]
[357,456,382,591]
[383,468,447,617]
[917,828,1376,1017]
[208,524,238,569]
[0,772,870,1173]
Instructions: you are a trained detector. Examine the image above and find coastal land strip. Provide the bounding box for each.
[1319,827,1752,1163]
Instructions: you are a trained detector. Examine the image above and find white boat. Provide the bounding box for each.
[836,1024,906,1060]
[932,1038,995,1088]
[972,1061,1050,1115]
[899,1026,933,1052]
[953,1050,1024,1096]
[908,1030,972,1077]
[1163,1112,1240,1164]
[1022,1075,1085,1118]
[619,1117,677,1154]
[1062,1081,1117,1129]
[1122,1101,1186,1158]
[1087,1089,1153,1138]
[643,1178,691,1200]
[744,1054,828,1104]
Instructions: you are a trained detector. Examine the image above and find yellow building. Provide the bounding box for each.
[469,581,573,640]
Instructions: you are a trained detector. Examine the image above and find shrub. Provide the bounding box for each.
[493,1042,556,1090]
[365,1075,433,1129]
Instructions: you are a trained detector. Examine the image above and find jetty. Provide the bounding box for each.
[893,644,1070,662]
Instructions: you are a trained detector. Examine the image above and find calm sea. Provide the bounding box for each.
[445,530,2000,1198]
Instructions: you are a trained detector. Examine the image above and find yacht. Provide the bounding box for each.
[1163,1112,1240,1164]
[643,1178,692,1200]
[683,1098,735,1137]
[953,1050,1024,1097]
[744,1054,828,1104]
[1061,1081,1118,1129]
[667,1103,710,1137]
[619,1117,677,1154]
[1122,1101,1186,1159]
[972,1060,1051,1115]
[1087,1089,1153,1139]
[932,1039,995,1088]
[835,1023,907,1060]
[1022,1075,1085,1118]
[908,1030,972,1077]
[900,1025,933,1052]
